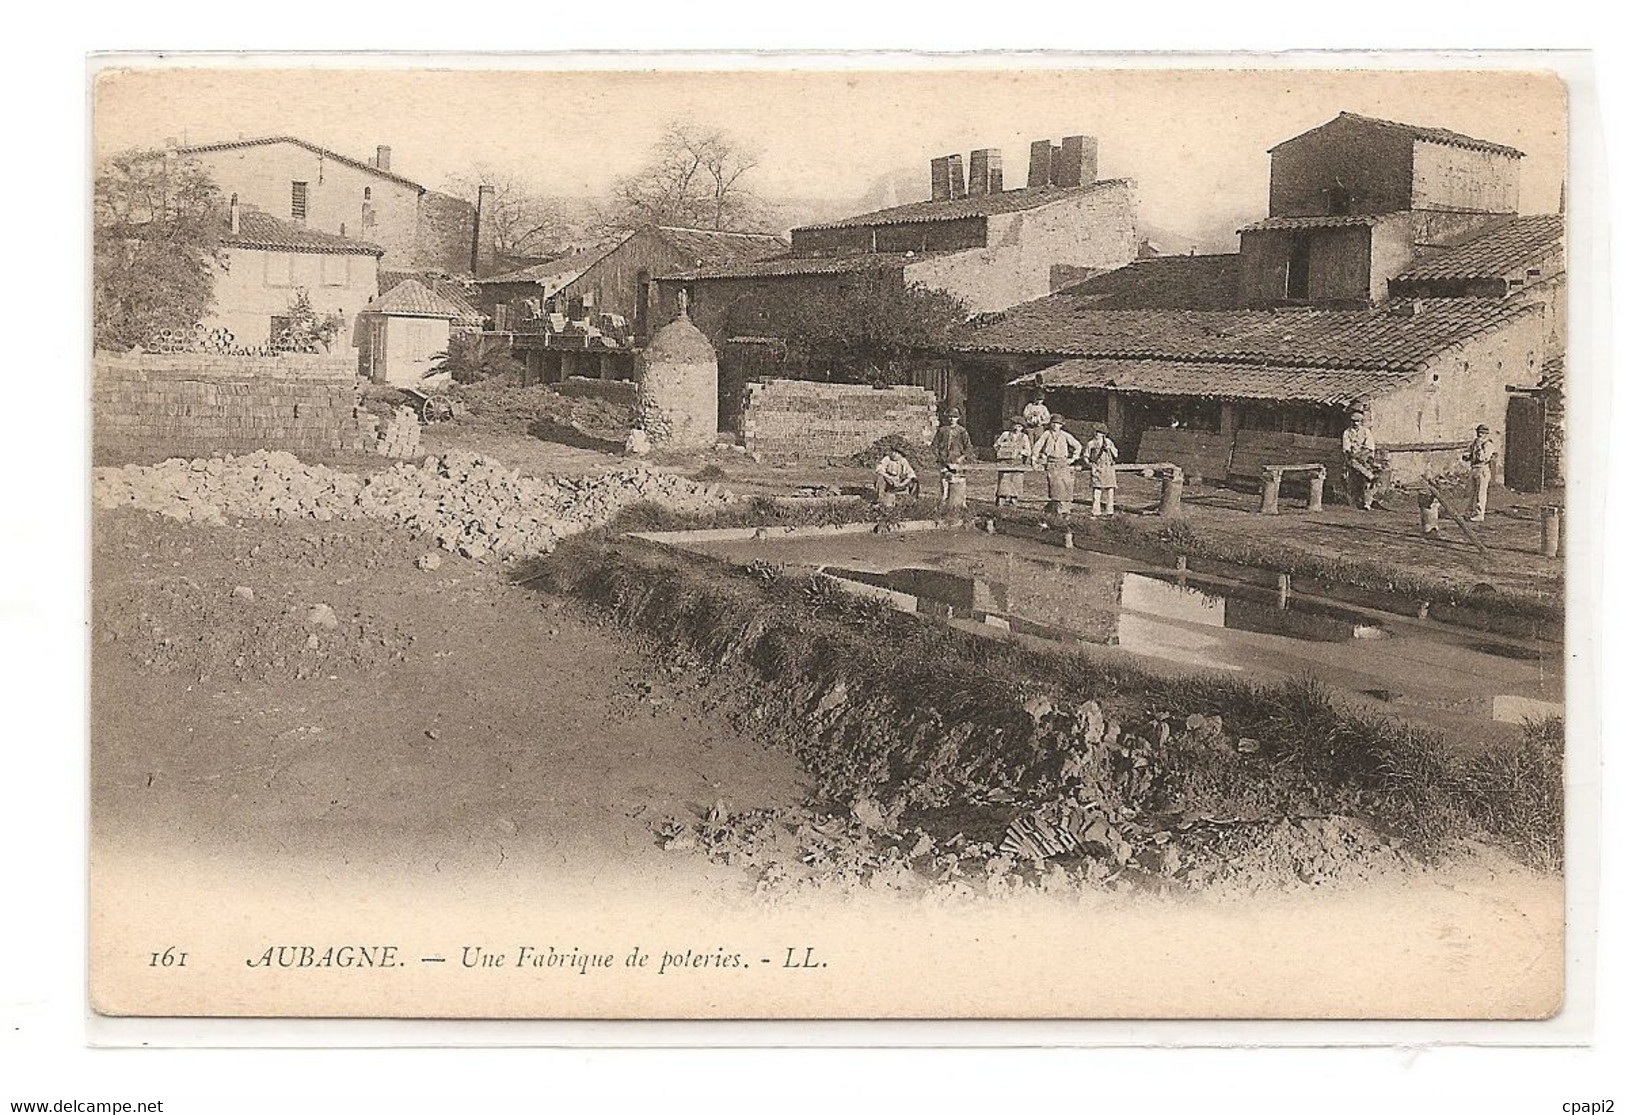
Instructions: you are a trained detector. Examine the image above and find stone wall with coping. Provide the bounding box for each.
[740,379,939,458]
[94,350,372,463]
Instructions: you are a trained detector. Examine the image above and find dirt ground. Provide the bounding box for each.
[91,510,809,894]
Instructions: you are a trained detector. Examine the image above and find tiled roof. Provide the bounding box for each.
[363,278,463,318]
[1272,112,1524,158]
[796,179,1130,230]
[223,210,384,257]
[654,226,789,268]
[475,250,602,287]
[1395,215,1565,282]
[1062,254,1243,310]
[666,250,955,281]
[1239,215,1382,232]
[179,136,427,192]
[1010,358,1414,406]
[380,271,483,324]
[956,297,1541,371]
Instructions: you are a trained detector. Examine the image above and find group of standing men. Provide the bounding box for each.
[878,393,1505,526]
[876,387,1120,521]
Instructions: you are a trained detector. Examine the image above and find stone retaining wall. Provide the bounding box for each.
[94,351,372,462]
[740,380,938,458]
[555,376,640,406]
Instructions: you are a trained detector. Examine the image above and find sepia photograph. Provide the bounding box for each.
[86,58,1576,1022]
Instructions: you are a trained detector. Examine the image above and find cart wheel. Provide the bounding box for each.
[423,396,455,424]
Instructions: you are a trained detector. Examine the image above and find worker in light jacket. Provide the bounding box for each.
[1031,413,1084,527]
[873,447,920,508]
[931,408,975,505]
[1084,425,1120,518]
[1463,423,1499,522]
[1342,405,1379,511]
[992,417,1034,506]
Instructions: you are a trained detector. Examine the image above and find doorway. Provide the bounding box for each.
[1504,393,1546,492]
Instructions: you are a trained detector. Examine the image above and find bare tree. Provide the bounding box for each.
[443,165,568,263]
[606,121,765,232]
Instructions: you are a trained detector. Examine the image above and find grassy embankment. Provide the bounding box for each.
[527,530,1564,876]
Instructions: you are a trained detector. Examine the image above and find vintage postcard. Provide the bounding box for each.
[89,57,1577,1022]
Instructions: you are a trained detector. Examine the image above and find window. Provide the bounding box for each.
[265,253,293,287]
[321,254,349,287]
[1285,235,1312,300]
[291,181,308,221]
[1328,185,1351,215]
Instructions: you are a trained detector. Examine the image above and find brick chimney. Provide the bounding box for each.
[945,154,966,200]
[930,156,953,202]
[471,184,497,277]
[968,149,1002,197]
[986,149,1003,194]
[1028,140,1058,190]
[1055,136,1098,189]
[375,145,392,171]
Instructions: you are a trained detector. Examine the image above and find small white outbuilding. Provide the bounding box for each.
[361,279,462,386]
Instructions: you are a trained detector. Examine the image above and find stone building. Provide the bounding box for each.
[957,297,1547,485]
[176,136,473,272]
[657,134,1139,337]
[359,279,463,386]
[208,200,382,354]
[949,112,1563,490]
[1239,112,1526,308]
[504,226,788,385]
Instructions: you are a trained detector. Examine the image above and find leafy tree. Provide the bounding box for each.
[93,149,223,351]
[443,165,569,264]
[275,288,347,353]
[719,275,968,384]
[605,121,765,233]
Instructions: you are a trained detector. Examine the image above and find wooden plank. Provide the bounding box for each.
[1423,476,1490,556]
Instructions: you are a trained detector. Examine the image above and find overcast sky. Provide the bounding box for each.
[94,62,1567,249]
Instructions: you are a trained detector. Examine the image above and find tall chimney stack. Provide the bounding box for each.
[471,184,497,277]
[968,149,991,197]
[986,149,1004,194]
[1055,135,1098,189]
[229,193,240,235]
[375,145,392,171]
[1028,140,1058,190]
[930,156,953,202]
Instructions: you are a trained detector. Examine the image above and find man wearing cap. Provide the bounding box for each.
[931,408,975,505]
[1031,413,1084,526]
[1021,378,1051,432]
[1342,405,1379,511]
[1463,423,1499,522]
[1084,424,1120,517]
[992,416,1033,507]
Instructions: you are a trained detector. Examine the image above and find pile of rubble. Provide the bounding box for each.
[93,449,736,561]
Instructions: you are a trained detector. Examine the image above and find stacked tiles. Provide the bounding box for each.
[94,351,371,461]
